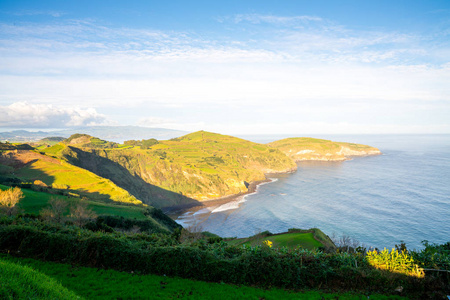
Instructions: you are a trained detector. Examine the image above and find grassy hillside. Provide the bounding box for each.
[0,146,182,232]
[0,257,82,299]
[0,149,140,205]
[61,131,297,207]
[269,137,381,161]
[228,228,336,251]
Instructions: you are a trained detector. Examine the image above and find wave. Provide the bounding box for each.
[211,196,246,213]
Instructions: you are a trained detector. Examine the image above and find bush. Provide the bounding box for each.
[366,248,424,278]
[0,187,24,216]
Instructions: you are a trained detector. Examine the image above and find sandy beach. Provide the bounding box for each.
[162,178,272,219]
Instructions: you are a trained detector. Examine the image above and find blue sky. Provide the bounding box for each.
[1,0,449,134]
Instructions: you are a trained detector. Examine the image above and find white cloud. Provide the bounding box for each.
[0,102,108,128]
[232,14,322,25]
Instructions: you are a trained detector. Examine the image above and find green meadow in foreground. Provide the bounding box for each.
[0,255,406,300]
[0,257,82,299]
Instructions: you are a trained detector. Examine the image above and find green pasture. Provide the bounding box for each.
[230,232,323,250]
[0,255,406,300]
[0,184,147,219]
[0,257,82,299]
[40,143,65,155]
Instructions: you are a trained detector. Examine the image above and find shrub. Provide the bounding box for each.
[40,198,68,224]
[70,200,97,227]
[0,187,24,216]
[366,248,424,278]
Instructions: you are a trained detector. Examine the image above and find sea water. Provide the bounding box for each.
[176,134,450,249]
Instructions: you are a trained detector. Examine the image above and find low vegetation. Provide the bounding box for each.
[367,248,425,278]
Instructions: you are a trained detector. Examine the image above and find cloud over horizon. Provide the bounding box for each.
[0,102,108,128]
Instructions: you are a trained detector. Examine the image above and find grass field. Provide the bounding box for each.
[0,256,82,299]
[0,184,148,220]
[228,229,334,250]
[0,255,406,300]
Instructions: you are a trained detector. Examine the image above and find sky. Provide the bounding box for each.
[0,0,449,134]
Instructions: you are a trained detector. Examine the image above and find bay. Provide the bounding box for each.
[175,134,450,250]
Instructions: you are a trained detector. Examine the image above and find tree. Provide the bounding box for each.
[40,197,68,224]
[0,187,24,216]
[70,199,97,227]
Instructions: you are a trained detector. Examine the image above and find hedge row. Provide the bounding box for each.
[1,224,446,299]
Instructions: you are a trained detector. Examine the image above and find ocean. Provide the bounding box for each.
[175,134,450,250]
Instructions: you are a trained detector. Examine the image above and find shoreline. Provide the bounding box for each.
[162,178,272,218]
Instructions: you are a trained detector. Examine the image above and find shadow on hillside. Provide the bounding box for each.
[63,147,201,209]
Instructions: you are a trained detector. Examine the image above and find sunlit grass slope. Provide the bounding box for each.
[1,255,406,300]
[62,131,297,205]
[229,228,335,251]
[269,137,381,161]
[0,149,141,205]
[0,257,82,300]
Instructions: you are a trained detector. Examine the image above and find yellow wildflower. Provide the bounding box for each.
[263,240,273,248]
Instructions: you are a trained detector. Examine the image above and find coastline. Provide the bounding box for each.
[162,178,272,218]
